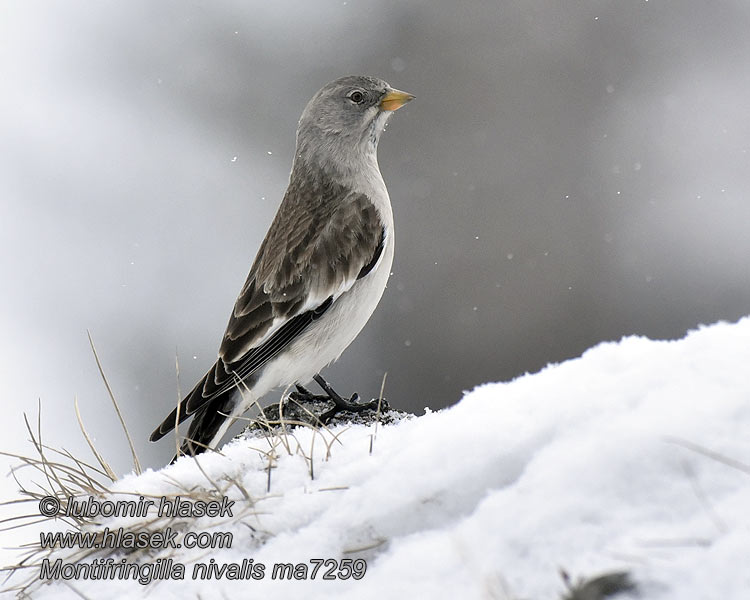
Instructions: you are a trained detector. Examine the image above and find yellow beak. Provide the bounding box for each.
[380,88,415,111]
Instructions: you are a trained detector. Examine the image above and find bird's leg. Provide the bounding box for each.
[313,374,363,408]
[289,383,329,403]
[288,375,383,424]
[312,373,381,423]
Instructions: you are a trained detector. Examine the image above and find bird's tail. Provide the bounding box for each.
[148,364,242,463]
[171,392,237,462]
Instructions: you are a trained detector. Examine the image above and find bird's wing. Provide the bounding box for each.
[150,179,386,440]
[220,178,386,365]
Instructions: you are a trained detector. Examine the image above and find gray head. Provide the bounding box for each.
[293,75,414,175]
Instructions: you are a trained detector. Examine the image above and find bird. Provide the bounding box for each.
[149,75,413,459]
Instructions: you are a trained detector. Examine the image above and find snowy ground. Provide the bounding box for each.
[13,317,750,599]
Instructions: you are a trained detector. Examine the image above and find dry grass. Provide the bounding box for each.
[0,401,118,596]
[0,338,394,598]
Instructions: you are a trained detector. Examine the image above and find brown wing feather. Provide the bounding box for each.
[219,174,385,364]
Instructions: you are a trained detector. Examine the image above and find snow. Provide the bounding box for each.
[23,317,750,599]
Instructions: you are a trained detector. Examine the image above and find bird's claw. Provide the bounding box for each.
[284,374,382,424]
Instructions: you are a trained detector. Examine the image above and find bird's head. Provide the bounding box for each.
[294,75,414,174]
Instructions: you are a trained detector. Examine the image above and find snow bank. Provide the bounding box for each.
[31,318,750,599]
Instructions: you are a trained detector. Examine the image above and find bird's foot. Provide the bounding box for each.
[287,374,384,424]
[288,383,330,404]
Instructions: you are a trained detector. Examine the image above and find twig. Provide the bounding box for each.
[174,348,183,461]
[87,331,141,475]
[370,371,387,455]
[74,397,117,482]
[665,436,750,475]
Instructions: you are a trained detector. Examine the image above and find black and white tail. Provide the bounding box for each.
[149,363,242,462]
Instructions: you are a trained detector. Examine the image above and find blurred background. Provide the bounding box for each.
[2,0,749,483]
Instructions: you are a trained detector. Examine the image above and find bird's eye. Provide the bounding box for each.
[347,90,365,104]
